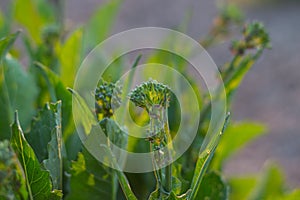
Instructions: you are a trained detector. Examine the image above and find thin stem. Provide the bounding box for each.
[148,105,172,196]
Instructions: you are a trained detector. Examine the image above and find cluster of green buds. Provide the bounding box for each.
[129,79,171,145]
[129,79,173,194]
[231,22,271,55]
[95,80,122,120]
[129,79,171,112]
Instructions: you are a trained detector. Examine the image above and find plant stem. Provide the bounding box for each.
[149,105,172,196]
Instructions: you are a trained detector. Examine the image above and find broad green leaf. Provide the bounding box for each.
[34,63,79,159]
[43,101,63,190]
[212,122,266,169]
[58,28,83,87]
[229,176,258,200]
[0,140,28,199]
[10,112,62,200]
[83,0,122,51]
[248,164,284,200]
[196,171,228,200]
[26,103,57,162]
[2,56,38,130]
[66,148,115,200]
[0,32,38,139]
[230,169,300,200]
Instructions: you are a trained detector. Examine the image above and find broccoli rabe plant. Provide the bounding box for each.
[1,1,300,200]
[129,80,173,197]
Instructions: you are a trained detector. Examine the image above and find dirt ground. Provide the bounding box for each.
[1,0,299,189]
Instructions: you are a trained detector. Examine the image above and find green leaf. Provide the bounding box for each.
[83,0,122,51]
[43,101,63,190]
[0,140,28,199]
[100,145,137,200]
[0,31,19,59]
[67,88,97,135]
[14,0,54,43]
[0,32,38,139]
[229,176,258,200]
[26,103,58,162]
[189,114,230,200]
[212,122,266,169]
[196,171,228,200]
[58,28,83,87]
[34,63,79,160]
[0,32,20,139]
[99,118,128,150]
[66,148,115,200]
[10,111,61,200]
[248,164,284,200]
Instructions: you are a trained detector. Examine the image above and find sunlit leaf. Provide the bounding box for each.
[248,164,284,200]
[58,28,83,87]
[212,122,266,169]
[189,114,230,200]
[10,112,62,200]
[229,176,258,200]
[14,0,54,43]
[66,148,116,200]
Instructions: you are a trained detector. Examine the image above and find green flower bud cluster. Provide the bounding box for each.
[231,22,271,55]
[95,80,122,120]
[128,79,171,111]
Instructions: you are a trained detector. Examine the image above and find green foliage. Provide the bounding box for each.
[0,32,38,139]
[14,0,55,43]
[230,164,300,200]
[66,149,115,200]
[1,1,299,200]
[11,112,62,200]
[212,122,266,169]
[0,140,28,199]
[197,171,228,200]
[43,102,63,190]
[58,29,83,87]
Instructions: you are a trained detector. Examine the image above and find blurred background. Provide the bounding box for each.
[1,0,299,189]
